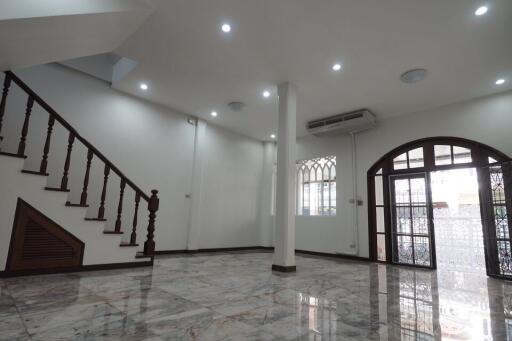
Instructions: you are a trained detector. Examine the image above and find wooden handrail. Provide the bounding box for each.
[4,71,150,202]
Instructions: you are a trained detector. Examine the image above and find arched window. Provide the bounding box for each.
[368,137,512,279]
[297,156,336,216]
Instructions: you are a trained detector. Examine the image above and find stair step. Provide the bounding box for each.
[85,217,107,222]
[65,202,89,208]
[44,186,70,192]
[104,230,123,234]
[21,170,49,176]
[0,151,27,159]
[120,242,139,247]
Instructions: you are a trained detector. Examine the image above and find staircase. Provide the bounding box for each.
[0,71,159,276]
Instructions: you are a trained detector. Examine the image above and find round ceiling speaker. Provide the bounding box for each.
[400,68,428,84]
[227,101,246,112]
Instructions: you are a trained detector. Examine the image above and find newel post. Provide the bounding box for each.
[143,190,159,255]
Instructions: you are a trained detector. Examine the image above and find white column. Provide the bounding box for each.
[272,82,296,272]
[259,142,276,247]
[187,119,207,250]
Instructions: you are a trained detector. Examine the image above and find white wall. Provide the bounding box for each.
[295,134,356,255]
[196,124,264,248]
[0,64,265,252]
[293,90,512,258]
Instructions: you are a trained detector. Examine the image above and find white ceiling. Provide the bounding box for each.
[0,0,151,71]
[8,0,512,141]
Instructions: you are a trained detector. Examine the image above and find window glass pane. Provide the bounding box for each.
[375,175,384,205]
[393,153,407,170]
[322,182,330,216]
[414,237,430,266]
[310,167,317,182]
[376,168,383,175]
[410,178,426,205]
[489,157,498,164]
[303,183,310,215]
[394,179,410,204]
[330,182,337,215]
[453,146,472,164]
[412,206,428,235]
[323,166,330,181]
[490,166,505,205]
[316,167,322,182]
[377,234,386,261]
[435,145,452,165]
[494,206,509,239]
[498,241,512,276]
[408,147,424,168]
[377,207,385,232]
[396,206,411,234]
[397,236,414,264]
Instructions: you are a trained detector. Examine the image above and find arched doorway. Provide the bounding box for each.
[367,137,512,279]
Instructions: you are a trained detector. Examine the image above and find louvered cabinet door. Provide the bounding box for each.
[7,199,84,271]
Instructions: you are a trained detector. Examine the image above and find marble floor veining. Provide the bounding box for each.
[1,251,512,340]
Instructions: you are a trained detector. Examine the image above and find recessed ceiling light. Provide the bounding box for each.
[270,134,276,139]
[400,68,428,84]
[496,79,506,85]
[140,83,148,90]
[332,63,342,71]
[263,90,271,98]
[211,111,218,117]
[221,23,231,33]
[475,6,488,16]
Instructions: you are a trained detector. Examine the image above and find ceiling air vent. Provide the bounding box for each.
[306,109,376,136]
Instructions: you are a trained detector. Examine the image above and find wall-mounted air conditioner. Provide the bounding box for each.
[306,109,376,136]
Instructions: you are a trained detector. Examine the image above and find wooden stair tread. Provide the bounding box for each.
[104,231,123,234]
[84,217,107,222]
[44,186,70,192]
[21,170,49,176]
[0,151,27,159]
[65,202,89,208]
[120,243,139,247]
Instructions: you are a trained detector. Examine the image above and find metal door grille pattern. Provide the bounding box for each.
[486,163,512,277]
[391,175,432,267]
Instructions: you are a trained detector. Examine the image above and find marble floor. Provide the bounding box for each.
[1,251,512,340]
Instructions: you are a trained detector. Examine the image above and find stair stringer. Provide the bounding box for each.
[0,155,147,271]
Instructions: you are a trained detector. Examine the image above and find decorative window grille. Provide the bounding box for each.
[296,156,337,216]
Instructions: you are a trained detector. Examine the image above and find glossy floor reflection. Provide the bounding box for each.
[1,252,512,340]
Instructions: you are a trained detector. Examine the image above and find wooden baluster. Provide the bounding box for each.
[60,132,75,190]
[114,179,126,232]
[144,190,159,255]
[79,149,93,206]
[97,165,110,220]
[39,116,55,174]
[17,96,34,156]
[131,193,141,245]
[0,74,12,145]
